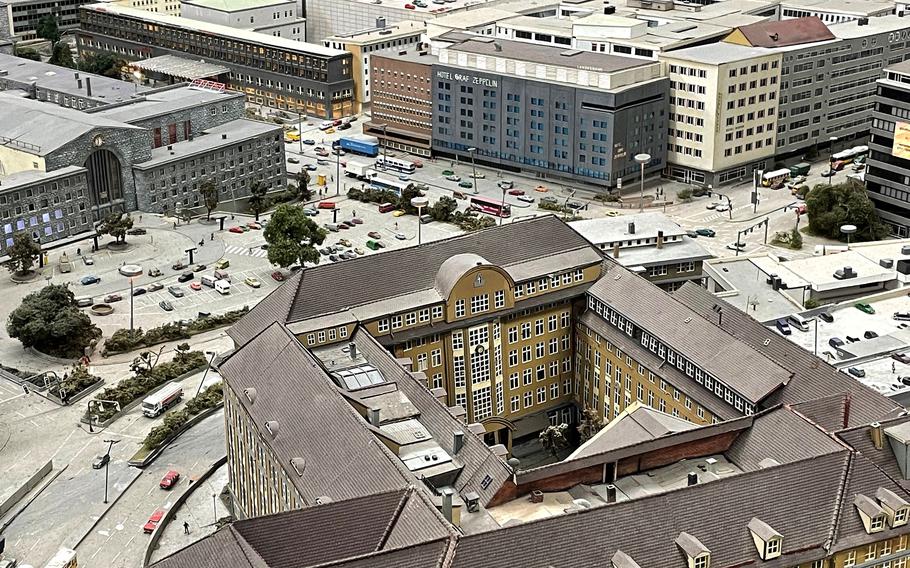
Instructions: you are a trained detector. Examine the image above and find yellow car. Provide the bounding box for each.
[324,128,336,134]
[604,211,620,217]
[214,258,230,269]
[244,277,261,288]
[392,210,406,217]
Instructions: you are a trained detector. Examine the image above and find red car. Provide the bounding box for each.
[405,3,415,7]
[318,201,336,209]
[160,470,180,489]
[144,509,164,533]
[350,217,364,225]
[368,231,382,239]
[412,159,423,168]
[190,282,202,291]
[247,222,261,230]
[271,271,286,282]
[508,189,525,196]
[229,226,244,234]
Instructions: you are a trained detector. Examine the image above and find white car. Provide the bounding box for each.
[395,232,407,240]
[715,203,730,212]
[517,195,535,203]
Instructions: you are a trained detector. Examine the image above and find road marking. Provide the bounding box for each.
[223,244,268,258]
[0,393,25,405]
[50,429,77,460]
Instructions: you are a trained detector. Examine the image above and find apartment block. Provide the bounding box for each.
[0,0,92,39]
[77,3,355,117]
[364,51,434,156]
[110,0,181,17]
[179,0,305,41]
[661,44,782,186]
[0,166,93,248]
[867,60,910,236]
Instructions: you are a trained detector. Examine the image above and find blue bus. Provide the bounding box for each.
[339,135,379,157]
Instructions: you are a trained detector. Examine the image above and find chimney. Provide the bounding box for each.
[657,230,664,249]
[453,430,465,454]
[441,488,454,522]
[494,42,502,52]
[85,76,92,97]
[613,242,620,259]
[376,16,386,28]
[687,472,698,486]
[843,392,852,430]
[628,221,635,235]
[871,421,883,450]
[222,133,228,139]
[74,72,80,81]
[349,341,358,360]
[605,484,617,502]
[368,408,381,426]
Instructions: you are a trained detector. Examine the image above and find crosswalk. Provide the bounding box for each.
[224,244,269,258]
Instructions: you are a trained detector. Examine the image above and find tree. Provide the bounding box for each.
[263,204,326,268]
[36,15,60,43]
[295,170,311,201]
[15,47,41,61]
[577,407,605,443]
[248,181,268,221]
[397,185,423,215]
[48,41,75,68]
[5,232,41,276]
[429,196,458,222]
[806,180,889,242]
[538,423,570,459]
[7,284,101,358]
[200,180,220,221]
[77,53,123,79]
[97,213,133,245]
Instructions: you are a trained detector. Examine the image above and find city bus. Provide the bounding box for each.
[831,145,869,171]
[469,195,511,218]
[761,168,791,187]
[374,156,416,174]
[369,176,411,195]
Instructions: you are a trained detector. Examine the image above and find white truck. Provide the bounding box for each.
[214,279,231,295]
[344,160,371,179]
[141,383,183,417]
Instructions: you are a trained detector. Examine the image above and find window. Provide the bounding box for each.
[765,539,780,558]
[537,386,546,404]
[471,294,489,314]
[454,356,466,387]
[392,315,402,329]
[431,349,442,367]
[405,312,417,326]
[871,515,886,532]
[524,391,533,408]
[468,326,488,347]
[511,396,520,412]
[455,299,466,318]
[693,554,709,568]
[896,507,909,525]
[844,551,856,567]
[432,306,443,319]
[377,319,389,333]
[494,290,505,309]
[509,373,519,389]
[452,331,464,350]
[508,327,518,344]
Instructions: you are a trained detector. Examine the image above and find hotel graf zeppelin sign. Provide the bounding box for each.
[436,70,499,88]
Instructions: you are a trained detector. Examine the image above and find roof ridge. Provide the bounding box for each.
[825,451,854,552]
[375,486,415,552]
[304,535,453,568]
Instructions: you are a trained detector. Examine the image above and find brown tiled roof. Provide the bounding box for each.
[790,394,851,432]
[730,16,835,48]
[284,215,600,323]
[451,450,851,568]
[838,417,910,493]
[673,283,902,428]
[353,329,513,506]
[150,526,269,568]
[227,269,300,346]
[725,406,847,471]
[218,323,413,504]
[590,264,792,404]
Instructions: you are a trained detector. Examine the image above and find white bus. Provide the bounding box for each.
[761,168,791,187]
[374,156,416,174]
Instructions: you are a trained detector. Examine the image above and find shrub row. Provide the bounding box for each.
[142,383,224,449]
[48,365,101,400]
[102,308,248,356]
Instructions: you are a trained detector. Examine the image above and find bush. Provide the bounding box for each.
[452,210,496,231]
[87,350,207,422]
[677,189,693,201]
[142,383,223,449]
[49,365,102,400]
[796,185,810,199]
[804,298,820,309]
[102,308,248,355]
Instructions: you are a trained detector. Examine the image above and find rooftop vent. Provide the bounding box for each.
[858,17,869,25]
[628,221,635,234]
[687,472,698,486]
[833,266,856,280]
[349,341,358,360]
[493,42,502,52]
[290,457,305,476]
[902,245,910,255]
[758,457,780,469]
[453,430,465,454]
[881,258,894,269]
[369,407,381,426]
[265,420,279,438]
[376,16,386,28]
[604,4,616,14]
[769,32,779,41]
[560,49,583,56]
[243,387,257,404]
[464,491,480,513]
[572,498,593,509]
[222,133,227,140]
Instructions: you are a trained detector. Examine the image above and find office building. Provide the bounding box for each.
[0,0,93,40]
[780,0,894,24]
[365,51,434,156]
[660,43,782,187]
[108,0,181,17]
[77,3,355,117]
[429,35,668,189]
[179,0,305,41]
[323,19,425,111]
[867,60,910,236]
[568,212,712,291]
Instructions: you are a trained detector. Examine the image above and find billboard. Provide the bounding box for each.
[894,121,910,160]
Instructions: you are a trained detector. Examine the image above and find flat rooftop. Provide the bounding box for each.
[325,20,426,43]
[130,55,230,80]
[133,119,281,169]
[661,41,776,64]
[446,36,650,73]
[762,250,894,292]
[612,237,713,269]
[180,0,293,11]
[91,84,242,123]
[828,14,910,37]
[82,3,346,58]
[0,52,146,103]
[569,213,687,244]
[0,166,86,194]
[780,0,894,16]
[704,256,805,323]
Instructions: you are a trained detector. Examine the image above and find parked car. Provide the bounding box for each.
[846,335,860,343]
[104,294,123,303]
[303,139,316,145]
[245,277,261,288]
[695,228,716,237]
[247,222,262,230]
[329,254,339,262]
[517,195,535,204]
[395,232,407,240]
[726,242,746,252]
[715,203,730,212]
[228,226,244,234]
[499,180,515,190]
[92,454,110,469]
[287,157,300,164]
[214,258,230,269]
[167,286,184,298]
[819,312,834,323]
[351,217,364,225]
[821,170,836,177]
[535,185,549,193]
[159,300,174,312]
[337,238,352,247]
[271,271,286,282]
[83,255,95,265]
[445,174,461,182]
[441,169,455,176]
[892,352,910,365]
[144,510,165,533]
[76,297,93,308]
[305,164,318,171]
[392,210,406,217]
[470,172,486,179]
[303,207,319,216]
[705,202,718,210]
[132,287,147,297]
[149,283,164,292]
[829,337,845,348]
[855,303,875,314]
[864,330,879,339]
[193,264,207,271]
[894,312,910,321]
[160,470,181,489]
[458,181,473,189]
[127,227,147,235]
[368,231,382,239]
[178,272,194,283]
[847,367,866,378]
[172,261,188,270]
[508,188,525,196]
[775,318,791,335]
[190,282,202,291]
[686,231,699,238]
[81,275,101,285]
[148,267,162,277]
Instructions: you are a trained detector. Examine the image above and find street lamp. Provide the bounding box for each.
[129,277,135,331]
[634,153,651,213]
[411,196,429,245]
[213,493,218,524]
[467,147,478,194]
[101,439,120,504]
[841,224,857,249]
[195,351,218,398]
[828,136,838,187]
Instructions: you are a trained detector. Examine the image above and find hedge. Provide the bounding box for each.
[102,308,248,356]
[142,383,224,449]
[86,350,207,422]
[48,365,101,400]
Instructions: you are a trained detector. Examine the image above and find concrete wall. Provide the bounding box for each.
[0,459,52,518]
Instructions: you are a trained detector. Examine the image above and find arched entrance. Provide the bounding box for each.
[481,416,516,454]
[84,149,124,219]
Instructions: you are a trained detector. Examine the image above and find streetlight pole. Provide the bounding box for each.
[102,439,120,504]
[129,277,134,332]
[500,182,507,227]
[828,136,838,187]
[634,153,651,213]
[298,110,303,156]
[195,351,218,398]
[335,147,341,197]
[213,493,217,523]
[467,147,478,194]
[411,196,429,245]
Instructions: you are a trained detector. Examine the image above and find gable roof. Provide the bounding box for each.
[673,283,902,428]
[728,16,835,47]
[568,403,698,460]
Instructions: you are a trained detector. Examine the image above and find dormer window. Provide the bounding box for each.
[876,487,910,527]
[765,538,781,557]
[676,532,710,568]
[896,507,909,525]
[855,494,888,534]
[871,514,886,532]
[693,554,710,568]
[748,518,782,561]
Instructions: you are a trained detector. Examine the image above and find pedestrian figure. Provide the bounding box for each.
[395,221,398,230]
[211,232,214,240]
[353,209,356,217]
[139,215,143,222]
[894,362,897,373]
[184,522,190,534]
[173,222,177,229]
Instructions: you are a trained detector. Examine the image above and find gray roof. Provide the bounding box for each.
[673,283,902,428]
[662,42,777,65]
[591,264,792,404]
[435,253,493,299]
[218,323,413,504]
[569,213,687,245]
[837,417,910,493]
[875,487,908,512]
[568,404,698,460]
[0,165,85,194]
[611,551,642,568]
[0,52,146,103]
[0,93,142,155]
[447,36,650,73]
[675,532,710,557]
[227,270,299,345]
[133,119,281,169]
[91,84,243,123]
[604,237,712,270]
[747,517,781,541]
[130,54,230,80]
